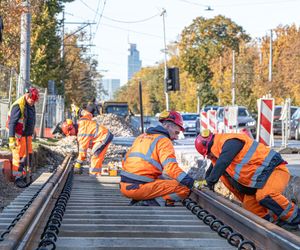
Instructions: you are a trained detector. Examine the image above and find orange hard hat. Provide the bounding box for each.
[195,129,214,156]
[26,87,39,102]
[159,110,184,131]
[61,120,76,136]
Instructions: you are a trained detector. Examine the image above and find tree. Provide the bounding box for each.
[63,33,100,106]
[179,15,250,107]
[0,0,74,91]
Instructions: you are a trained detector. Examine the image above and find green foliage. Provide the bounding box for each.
[31,1,64,89]
[179,15,250,107]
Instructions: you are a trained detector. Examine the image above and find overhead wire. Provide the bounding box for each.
[215,0,300,7]
[101,13,160,24]
[93,0,107,39]
[178,0,300,8]
[101,22,162,38]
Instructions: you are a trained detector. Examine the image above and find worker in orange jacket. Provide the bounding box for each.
[120,110,197,206]
[195,129,300,230]
[7,87,39,188]
[58,108,113,175]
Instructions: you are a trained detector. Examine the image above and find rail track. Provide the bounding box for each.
[0,154,300,249]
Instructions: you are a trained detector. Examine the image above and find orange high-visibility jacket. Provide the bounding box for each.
[76,114,113,164]
[121,129,194,188]
[211,133,283,188]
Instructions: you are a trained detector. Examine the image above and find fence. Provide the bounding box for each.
[45,95,64,128]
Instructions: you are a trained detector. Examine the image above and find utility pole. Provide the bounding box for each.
[218,56,222,106]
[61,16,96,95]
[161,8,169,110]
[19,0,31,97]
[268,29,273,82]
[231,50,236,106]
[61,11,65,95]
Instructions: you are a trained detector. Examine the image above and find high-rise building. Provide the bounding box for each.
[97,78,121,101]
[128,43,142,81]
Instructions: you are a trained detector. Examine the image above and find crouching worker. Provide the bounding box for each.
[7,87,39,188]
[55,108,114,175]
[195,129,300,230]
[120,110,198,206]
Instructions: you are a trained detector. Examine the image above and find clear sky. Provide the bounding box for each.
[64,0,300,85]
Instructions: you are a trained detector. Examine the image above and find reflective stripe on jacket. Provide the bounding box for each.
[121,132,194,188]
[211,133,283,188]
[76,114,113,163]
[6,96,26,138]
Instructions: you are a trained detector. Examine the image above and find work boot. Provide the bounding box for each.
[15,176,29,188]
[165,199,175,207]
[129,199,160,206]
[276,220,300,231]
[74,167,83,174]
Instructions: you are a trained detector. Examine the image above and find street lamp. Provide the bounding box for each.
[160,8,169,110]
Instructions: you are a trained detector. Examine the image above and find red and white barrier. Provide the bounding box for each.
[256,98,274,146]
[223,106,238,133]
[207,110,217,133]
[223,107,230,133]
[200,111,208,132]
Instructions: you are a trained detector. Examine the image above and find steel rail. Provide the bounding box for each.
[0,154,73,250]
[17,154,73,249]
[190,189,300,250]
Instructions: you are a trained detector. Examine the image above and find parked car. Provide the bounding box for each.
[290,107,300,140]
[217,106,256,136]
[130,116,160,132]
[181,113,199,136]
[195,106,220,135]
[273,106,299,135]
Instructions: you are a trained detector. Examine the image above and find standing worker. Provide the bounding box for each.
[120,110,198,206]
[7,87,39,188]
[195,129,300,230]
[57,107,113,175]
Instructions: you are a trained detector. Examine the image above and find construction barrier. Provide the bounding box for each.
[0,159,13,182]
[207,110,217,133]
[223,106,238,133]
[280,98,291,148]
[256,98,274,146]
[200,111,208,132]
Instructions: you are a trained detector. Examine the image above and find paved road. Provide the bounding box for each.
[176,136,300,148]
[113,136,300,176]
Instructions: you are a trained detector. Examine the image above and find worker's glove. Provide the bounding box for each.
[205,180,216,192]
[193,180,207,190]
[73,162,83,174]
[8,137,17,150]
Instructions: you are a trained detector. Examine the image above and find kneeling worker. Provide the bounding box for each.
[56,107,113,175]
[195,129,300,230]
[120,110,198,206]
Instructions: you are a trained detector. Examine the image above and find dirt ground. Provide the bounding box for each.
[0,141,66,213]
[0,136,127,213]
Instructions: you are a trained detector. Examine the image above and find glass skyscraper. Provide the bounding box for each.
[128,43,142,81]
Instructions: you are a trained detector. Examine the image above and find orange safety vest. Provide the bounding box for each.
[121,133,190,185]
[76,114,113,163]
[211,133,280,188]
[6,96,26,138]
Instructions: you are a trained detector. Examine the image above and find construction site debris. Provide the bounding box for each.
[95,114,140,137]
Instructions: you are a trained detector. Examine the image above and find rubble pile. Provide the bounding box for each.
[104,144,128,163]
[186,159,207,180]
[52,136,78,155]
[95,114,140,137]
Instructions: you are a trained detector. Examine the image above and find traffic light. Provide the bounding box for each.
[166,67,180,91]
